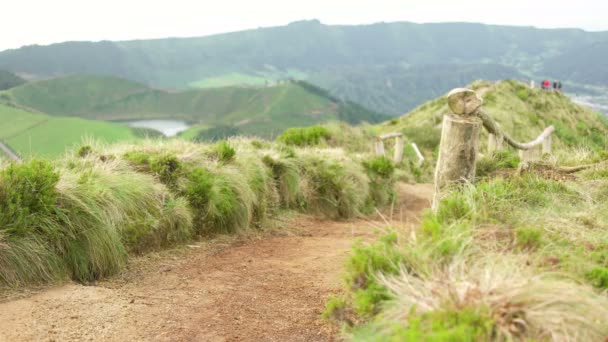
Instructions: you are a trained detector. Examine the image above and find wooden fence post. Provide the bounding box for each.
[411,142,425,166]
[432,88,483,212]
[393,136,404,163]
[487,133,504,154]
[542,135,552,155]
[374,138,385,156]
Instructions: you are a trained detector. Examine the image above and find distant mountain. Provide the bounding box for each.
[2,75,385,138]
[0,70,25,91]
[1,20,606,114]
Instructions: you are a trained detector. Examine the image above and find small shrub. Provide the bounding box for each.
[353,307,495,341]
[322,295,348,321]
[363,156,396,207]
[515,89,529,101]
[0,160,60,235]
[515,227,543,250]
[149,154,181,188]
[184,166,253,234]
[262,155,301,208]
[250,140,266,149]
[213,141,236,163]
[436,192,471,223]
[476,150,520,178]
[300,155,369,219]
[586,267,608,289]
[124,151,182,188]
[77,145,93,158]
[277,126,331,146]
[344,233,404,316]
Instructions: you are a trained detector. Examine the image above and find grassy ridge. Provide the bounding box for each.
[379,80,608,156]
[4,75,385,138]
[0,139,395,287]
[0,103,136,157]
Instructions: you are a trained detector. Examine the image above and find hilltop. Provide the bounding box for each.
[2,75,385,138]
[1,21,606,114]
[377,80,608,155]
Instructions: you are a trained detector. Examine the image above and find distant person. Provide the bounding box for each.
[553,81,558,90]
[542,80,550,90]
[557,81,562,91]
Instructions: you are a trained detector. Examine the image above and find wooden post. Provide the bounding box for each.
[518,149,526,162]
[487,133,504,154]
[432,88,483,211]
[393,136,404,163]
[542,135,552,155]
[411,142,425,166]
[374,138,385,156]
[488,133,496,154]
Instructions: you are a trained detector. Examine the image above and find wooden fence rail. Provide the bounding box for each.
[374,132,424,166]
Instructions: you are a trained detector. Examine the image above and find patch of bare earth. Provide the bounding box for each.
[0,183,432,342]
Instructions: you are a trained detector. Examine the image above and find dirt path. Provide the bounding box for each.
[0,183,432,342]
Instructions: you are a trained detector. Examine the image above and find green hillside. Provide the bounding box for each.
[378,80,608,155]
[0,70,25,91]
[1,21,606,114]
[3,75,385,138]
[0,103,136,157]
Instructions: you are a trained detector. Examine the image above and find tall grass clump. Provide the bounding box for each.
[0,160,66,285]
[184,165,255,234]
[262,154,301,208]
[354,256,608,341]
[362,156,396,207]
[298,151,369,219]
[277,125,331,146]
[0,157,194,286]
[233,151,279,225]
[57,159,193,281]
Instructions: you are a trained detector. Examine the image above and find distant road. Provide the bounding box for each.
[0,140,21,162]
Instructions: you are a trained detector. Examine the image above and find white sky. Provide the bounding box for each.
[1,0,607,51]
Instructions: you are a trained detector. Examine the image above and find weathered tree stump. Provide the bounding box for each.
[432,88,483,211]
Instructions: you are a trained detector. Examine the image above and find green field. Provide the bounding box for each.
[0,103,136,157]
[3,75,385,139]
[189,73,270,88]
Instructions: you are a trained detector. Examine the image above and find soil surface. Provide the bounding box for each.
[0,183,432,342]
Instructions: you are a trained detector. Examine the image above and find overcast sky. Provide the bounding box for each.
[1,0,607,51]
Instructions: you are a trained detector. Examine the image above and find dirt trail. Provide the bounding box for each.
[0,183,432,342]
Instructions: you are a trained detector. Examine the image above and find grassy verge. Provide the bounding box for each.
[325,149,608,341]
[0,138,396,288]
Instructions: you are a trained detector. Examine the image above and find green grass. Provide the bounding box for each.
[0,103,136,157]
[189,73,269,88]
[328,158,608,340]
